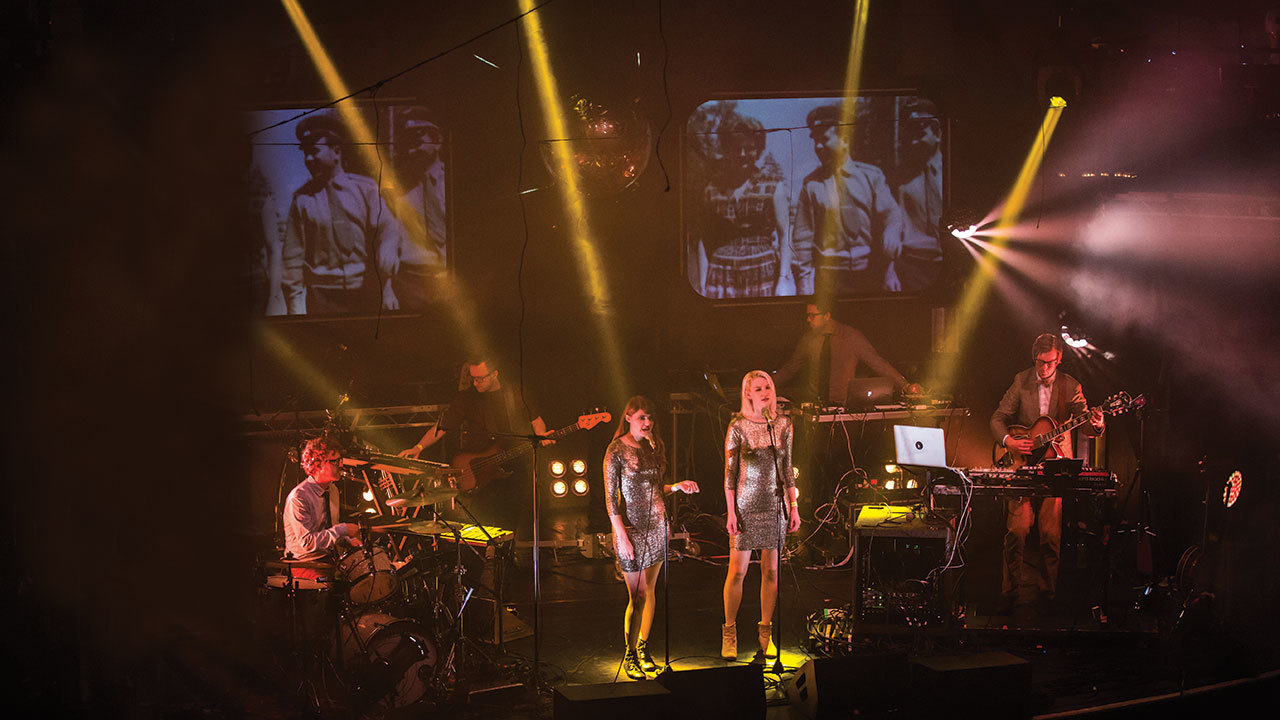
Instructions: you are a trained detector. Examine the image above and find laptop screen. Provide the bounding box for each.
[893,425,948,469]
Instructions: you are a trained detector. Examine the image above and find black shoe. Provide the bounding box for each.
[636,640,658,672]
[995,595,1016,615]
[749,648,766,665]
[623,649,646,680]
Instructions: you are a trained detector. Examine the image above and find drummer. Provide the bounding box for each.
[283,436,363,579]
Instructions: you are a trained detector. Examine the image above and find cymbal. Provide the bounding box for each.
[264,558,335,571]
[385,487,460,508]
[366,519,460,537]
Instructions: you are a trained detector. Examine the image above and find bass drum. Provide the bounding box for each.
[338,545,399,605]
[339,611,438,711]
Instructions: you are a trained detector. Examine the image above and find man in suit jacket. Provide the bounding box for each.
[990,333,1104,612]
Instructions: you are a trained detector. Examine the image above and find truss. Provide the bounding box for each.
[237,404,447,437]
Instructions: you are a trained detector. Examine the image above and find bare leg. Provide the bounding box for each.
[759,548,779,623]
[622,568,647,650]
[723,549,751,624]
[636,562,663,642]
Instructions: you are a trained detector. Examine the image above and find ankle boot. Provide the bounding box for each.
[758,622,777,658]
[636,639,657,672]
[720,623,737,660]
[622,648,646,679]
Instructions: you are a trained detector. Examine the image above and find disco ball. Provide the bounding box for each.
[539,93,652,196]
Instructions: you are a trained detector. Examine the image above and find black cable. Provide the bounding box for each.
[514,14,533,425]
[367,83,387,338]
[246,0,559,139]
[652,0,672,191]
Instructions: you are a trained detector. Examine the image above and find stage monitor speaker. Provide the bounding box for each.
[655,664,764,720]
[553,680,672,720]
[909,651,1031,719]
[785,652,909,718]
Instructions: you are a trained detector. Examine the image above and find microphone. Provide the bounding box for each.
[641,436,655,453]
[761,407,774,423]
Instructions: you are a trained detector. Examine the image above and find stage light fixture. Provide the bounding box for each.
[884,479,897,491]
[551,479,569,498]
[1223,470,1242,508]
[884,463,898,474]
[572,478,589,496]
[549,460,566,478]
[361,488,374,502]
[906,478,919,490]
[1060,324,1090,349]
[571,459,587,476]
[942,208,984,240]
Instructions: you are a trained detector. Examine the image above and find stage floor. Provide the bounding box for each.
[412,545,1199,719]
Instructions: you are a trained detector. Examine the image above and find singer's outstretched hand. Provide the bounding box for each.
[669,480,699,494]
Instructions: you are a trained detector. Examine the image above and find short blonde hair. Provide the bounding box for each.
[739,370,778,418]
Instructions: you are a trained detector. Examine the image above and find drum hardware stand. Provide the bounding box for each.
[432,507,500,684]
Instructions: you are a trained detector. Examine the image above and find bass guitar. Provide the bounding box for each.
[994,391,1144,469]
[453,410,612,491]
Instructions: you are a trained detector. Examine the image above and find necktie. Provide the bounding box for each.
[323,485,335,528]
[817,333,833,403]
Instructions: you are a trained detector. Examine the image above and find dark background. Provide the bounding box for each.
[5,0,1278,709]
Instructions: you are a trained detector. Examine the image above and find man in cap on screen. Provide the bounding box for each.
[282,108,402,315]
[790,104,904,295]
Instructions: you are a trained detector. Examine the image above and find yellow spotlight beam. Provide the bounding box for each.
[519,0,629,402]
[926,100,1066,393]
[281,0,493,390]
[812,0,872,318]
[257,324,405,449]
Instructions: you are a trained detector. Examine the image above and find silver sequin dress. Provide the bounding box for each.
[725,414,795,551]
[604,438,669,573]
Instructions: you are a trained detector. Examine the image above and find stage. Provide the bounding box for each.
[226,504,1273,719]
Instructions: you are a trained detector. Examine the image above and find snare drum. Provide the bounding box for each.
[338,611,437,710]
[338,545,399,604]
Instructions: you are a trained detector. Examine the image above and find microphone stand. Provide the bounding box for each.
[764,409,789,675]
[655,438,675,679]
[482,428,548,693]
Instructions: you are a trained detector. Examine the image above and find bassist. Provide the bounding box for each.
[400,357,549,534]
[989,333,1104,614]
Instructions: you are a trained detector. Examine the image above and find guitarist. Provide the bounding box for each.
[989,333,1104,614]
[400,357,549,533]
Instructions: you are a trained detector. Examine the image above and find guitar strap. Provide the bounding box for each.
[501,385,533,439]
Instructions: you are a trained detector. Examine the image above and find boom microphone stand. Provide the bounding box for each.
[763,407,789,675]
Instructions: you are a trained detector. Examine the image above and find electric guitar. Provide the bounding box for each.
[452,410,612,491]
[994,391,1145,469]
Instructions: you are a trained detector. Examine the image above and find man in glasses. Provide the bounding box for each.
[990,333,1104,614]
[774,298,922,407]
[283,436,362,580]
[400,358,549,533]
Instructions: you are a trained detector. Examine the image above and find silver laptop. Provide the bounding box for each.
[893,425,948,469]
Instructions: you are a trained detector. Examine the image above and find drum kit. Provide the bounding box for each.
[263,451,515,716]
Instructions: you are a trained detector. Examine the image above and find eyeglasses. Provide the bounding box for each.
[470,371,495,384]
[322,457,343,466]
[806,312,824,319]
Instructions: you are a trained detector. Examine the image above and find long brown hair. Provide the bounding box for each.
[613,395,667,477]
